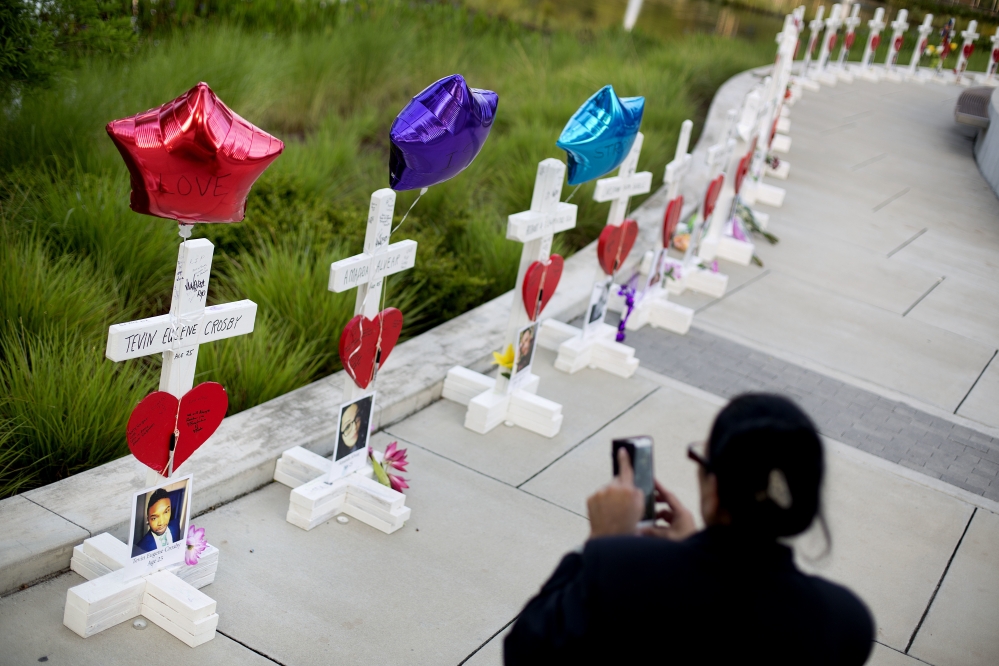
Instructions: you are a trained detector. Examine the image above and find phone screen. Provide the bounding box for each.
[612,436,655,522]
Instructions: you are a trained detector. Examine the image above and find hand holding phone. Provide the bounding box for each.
[612,436,655,523]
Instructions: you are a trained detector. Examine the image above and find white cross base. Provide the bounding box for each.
[274,189,413,532]
[273,446,410,533]
[442,159,576,437]
[63,532,220,646]
[545,133,651,378]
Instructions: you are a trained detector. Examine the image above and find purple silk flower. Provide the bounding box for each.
[389,74,498,191]
[185,525,208,566]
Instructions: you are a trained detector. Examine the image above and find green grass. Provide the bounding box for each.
[0,1,773,497]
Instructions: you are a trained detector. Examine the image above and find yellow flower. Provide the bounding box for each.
[926,44,936,54]
[492,344,515,370]
[950,43,957,51]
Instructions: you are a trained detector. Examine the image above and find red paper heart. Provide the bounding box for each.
[894,36,903,52]
[663,195,684,247]
[871,34,880,50]
[596,220,639,275]
[846,33,856,49]
[992,48,999,62]
[828,34,838,52]
[339,308,404,390]
[703,175,724,219]
[522,255,564,321]
[735,138,756,195]
[126,382,228,475]
[963,43,974,59]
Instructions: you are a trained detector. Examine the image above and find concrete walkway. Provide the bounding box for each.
[3,78,999,665]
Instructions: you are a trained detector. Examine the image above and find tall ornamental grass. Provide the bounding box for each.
[0,1,773,496]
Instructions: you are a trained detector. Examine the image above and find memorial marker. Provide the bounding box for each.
[858,7,886,81]
[985,27,999,83]
[836,4,862,81]
[541,135,651,376]
[617,121,696,335]
[815,4,843,85]
[442,159,576,437]
[955,20,979,85]
[273,189,414,533]
[884,9,910,80]
[907,14,935,82]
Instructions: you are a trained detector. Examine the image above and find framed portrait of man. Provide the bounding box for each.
[126,474,192,577]
[583,277,613,338]
[509,322,539,391]
[328,393,374,481]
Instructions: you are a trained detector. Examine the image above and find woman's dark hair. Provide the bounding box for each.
[707,393,823,539]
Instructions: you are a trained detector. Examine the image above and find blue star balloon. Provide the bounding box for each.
[389,74,498,191]
[557,85,645,186]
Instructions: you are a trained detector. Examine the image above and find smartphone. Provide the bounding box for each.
[612,436,655,523]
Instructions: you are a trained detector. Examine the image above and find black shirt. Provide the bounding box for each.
[505,526,875,665]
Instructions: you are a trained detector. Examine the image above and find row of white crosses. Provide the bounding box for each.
[443,159,576,438]
[65,227,259,645]
[273,189,414,533]
[798,4,999,87]
[622,122,697,336]
[539,134,651,375]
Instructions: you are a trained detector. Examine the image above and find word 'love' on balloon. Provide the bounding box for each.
[106,82,284,223]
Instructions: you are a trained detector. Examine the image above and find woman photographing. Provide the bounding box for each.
[505,393,874,665]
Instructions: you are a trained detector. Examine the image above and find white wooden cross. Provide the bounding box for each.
[987,27,999,80]
[78,225,242,646]
[908,14,935,77]
[801,5,826,77]
[327,189,417,402]
[696,117,738,262]
[545,135,651,376]
[859,8,886,72]
[443,159,576,437]
[273,188,416,535]
[106,228,257,483]
[955,20,980,83]
[837,4,862,70]
[816,4,843,72]
[619,120,695,336]
[885,9,910,72]
[664,111,732,300]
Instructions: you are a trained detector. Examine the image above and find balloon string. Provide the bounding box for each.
[391,187,428,234]
[563,184,582,203]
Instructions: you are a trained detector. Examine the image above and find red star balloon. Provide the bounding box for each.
[106,82,284,223]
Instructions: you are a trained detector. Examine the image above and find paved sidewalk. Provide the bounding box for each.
[2,353,996,665]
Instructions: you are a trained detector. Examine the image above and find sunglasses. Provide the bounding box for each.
[687,442,712,471]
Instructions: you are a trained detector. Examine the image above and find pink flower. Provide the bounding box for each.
[185,525,208,566]
[383,441,409,473]
[388,473,410,492]
[732,220,747,242]
[711,260,719,273]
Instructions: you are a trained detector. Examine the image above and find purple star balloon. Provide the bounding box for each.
[389,74,498,191]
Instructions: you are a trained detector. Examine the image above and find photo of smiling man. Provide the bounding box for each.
[129,476,192,559]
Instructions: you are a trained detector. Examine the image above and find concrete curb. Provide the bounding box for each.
[0,68,764,597]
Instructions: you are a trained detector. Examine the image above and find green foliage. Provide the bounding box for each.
[0,1,772,497]
[0,0,60,90]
